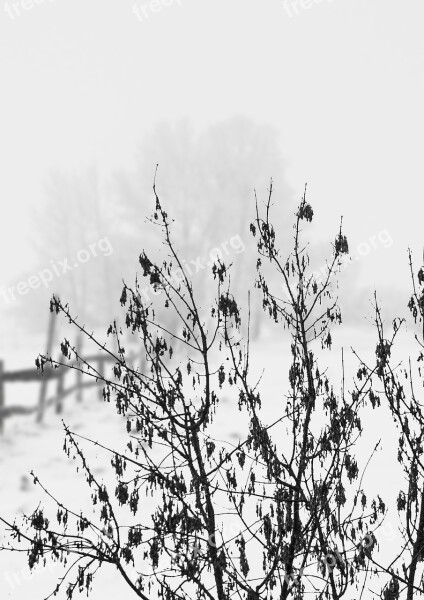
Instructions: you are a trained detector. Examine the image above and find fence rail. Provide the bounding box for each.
[1,365,59,383]
[0,354,118,434]
[0,311,146,434]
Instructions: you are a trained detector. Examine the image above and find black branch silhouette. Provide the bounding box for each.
[1,178,416,600]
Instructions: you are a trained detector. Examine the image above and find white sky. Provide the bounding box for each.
[0,0,423,289]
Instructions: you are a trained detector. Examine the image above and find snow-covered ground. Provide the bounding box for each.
[0,323,417,598]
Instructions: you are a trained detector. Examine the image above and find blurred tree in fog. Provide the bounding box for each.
[8,167,119,344]
[112,117,293,336]
[113,117,288,247]
[10,117,293,342]
[1,190,390,600]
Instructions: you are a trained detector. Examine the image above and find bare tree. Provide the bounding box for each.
[112,117,292,339]
[353,250,424,599]
[11,166,118,338]
[10,118,290,346]
[0,183,386,599]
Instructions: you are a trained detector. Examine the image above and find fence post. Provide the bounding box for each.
[0,360,4,434]
[37,309,56,424]
[98,357,105,401]
[76,368,83,403]
[140,348,147,379]
[76,333,83,403]
[56,365,64,414]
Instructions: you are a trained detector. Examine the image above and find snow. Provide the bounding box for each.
[0,324,418,598]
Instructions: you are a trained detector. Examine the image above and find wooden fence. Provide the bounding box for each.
[0,311,130,434]
[0,353,116,434]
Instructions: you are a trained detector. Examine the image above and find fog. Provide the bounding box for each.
[1,1,424,598]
